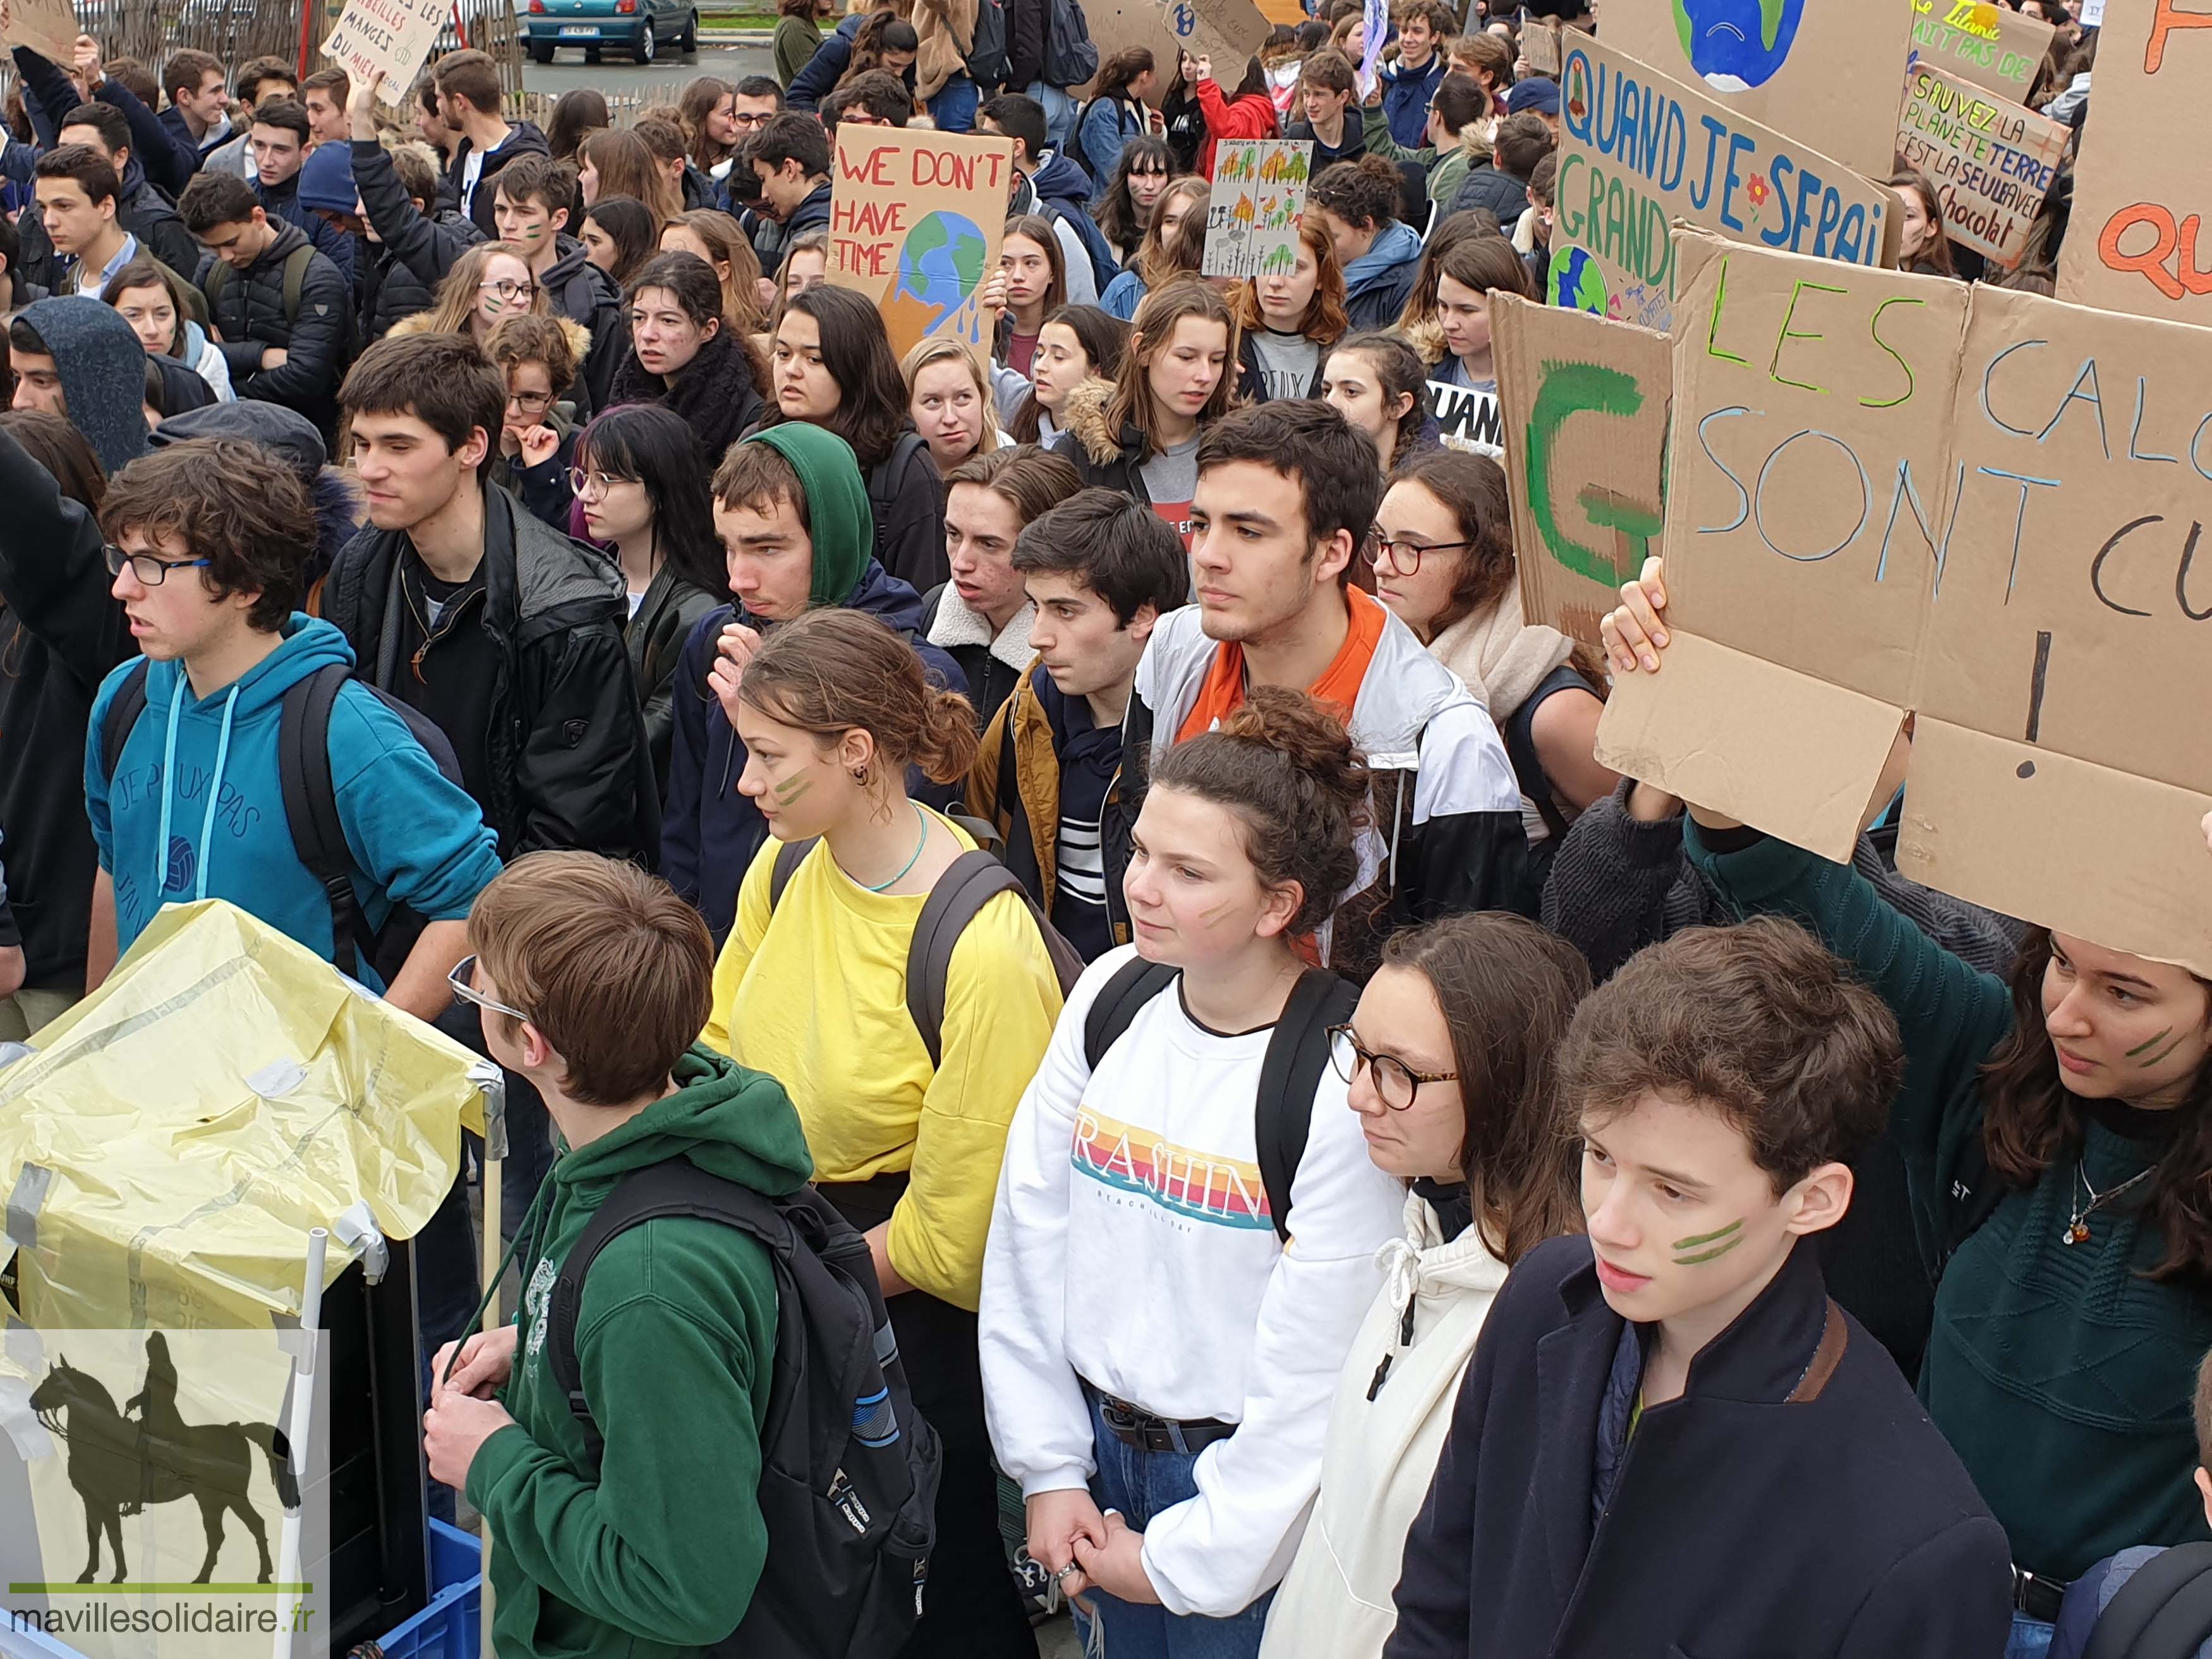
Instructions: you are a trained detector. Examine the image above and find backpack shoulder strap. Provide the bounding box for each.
[205,258,233,308]
[2084,1543,2212,1659]
[281,241,314,327]
[1254,970,1358,1245]
[1082,954,1177,1071]
[98,660,153,783]
[906,850,1025,1068]
[277,663,360,979]
[768,837,817,910]
[544,1159,778,1476]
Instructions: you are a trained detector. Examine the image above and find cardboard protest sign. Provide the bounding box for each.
[1426,382,1504,459]
[1895,64,2067,270]
[1491,293,1671,648]
[1596,229,2212,975]
[2082,0,2106,23]
[1521,8,1562,76]
[1550,31,1899,333]
[2060,0,2212,325]
[1596,0,1913,181]
[826,126,1017,363]
[1084,0,1270,102]
[1907,0,2054,100]
[0,0,78,65]
[1202,140,1310,279]
[322,0,452,106]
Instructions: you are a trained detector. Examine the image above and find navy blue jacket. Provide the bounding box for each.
[660,562,970,940]
[1380,49,1447,148]
[1384,1234,2013,1659]
[1024,151,1119,292]
[787,13,867,111]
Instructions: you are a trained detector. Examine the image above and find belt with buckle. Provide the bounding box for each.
[2013,1565,2069,1623]
[1087,1384,1237,1455]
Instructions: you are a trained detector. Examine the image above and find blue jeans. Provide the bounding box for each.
[1072,1388,1272,1659]
[2005,1612,2053,1659]
[1028,80,1079,154]
[931,73,979,131]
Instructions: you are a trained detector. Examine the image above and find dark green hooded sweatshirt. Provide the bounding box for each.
[464,1045,813,1658]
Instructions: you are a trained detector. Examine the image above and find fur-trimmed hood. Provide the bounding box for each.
[1059,376,1131,466]
[390,311,593,382]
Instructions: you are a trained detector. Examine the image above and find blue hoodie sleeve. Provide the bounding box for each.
[327,688,503,925]
[785,32,852,111]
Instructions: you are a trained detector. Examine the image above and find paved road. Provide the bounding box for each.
[521,39,777,98]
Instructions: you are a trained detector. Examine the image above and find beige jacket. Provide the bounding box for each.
[912,0,977,101]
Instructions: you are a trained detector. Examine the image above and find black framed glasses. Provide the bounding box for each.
[506,389,554,414]
[447,955,531,1025]
[104,545,214,586]
[1327,1025,1458,1110]
[1364,531,1474,577]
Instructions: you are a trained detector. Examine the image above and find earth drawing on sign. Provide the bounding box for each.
[881,210,990,354]
[1669,0,1806,90]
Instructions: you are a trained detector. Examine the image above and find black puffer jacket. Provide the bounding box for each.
[610,327,765,464]
[351,137,486,338]
[323,482,660,864]
[203,221,351,432]
[1049,376,1148,500]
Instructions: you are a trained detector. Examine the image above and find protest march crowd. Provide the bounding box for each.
[0,0,2203,1654]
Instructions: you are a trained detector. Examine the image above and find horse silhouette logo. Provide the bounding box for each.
[27,1333,297,1585]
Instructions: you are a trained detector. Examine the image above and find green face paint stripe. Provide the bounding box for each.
[1670,1219,1743,1250]
[1673,1234,1747,1266]
[773,775,813,803]
[2125,1027,2175,1058]
[2137,1034,2187,1070]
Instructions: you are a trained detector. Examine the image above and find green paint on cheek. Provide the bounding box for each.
[1670,1218,1744,1265]
[773,775,813,804]
[2125,1027,2175,1058]
[2136,1032,2187,1070]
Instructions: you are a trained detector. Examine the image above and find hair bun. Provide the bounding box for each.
[1219,685,1370,821]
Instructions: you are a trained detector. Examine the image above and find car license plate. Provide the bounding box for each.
[559,25,596,35]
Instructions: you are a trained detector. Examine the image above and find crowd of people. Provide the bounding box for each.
[0,1,2189,1657]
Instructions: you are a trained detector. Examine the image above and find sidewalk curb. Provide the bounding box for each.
[696,27,778,42]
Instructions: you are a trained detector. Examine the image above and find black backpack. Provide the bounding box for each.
[2082,1543,2212,1659]
[768,838,1085,1066]
[965,0,1009,89]
[544,1160,941,1659]
[1082,959,1355,1243]
[97,660,462,985]
[1041,0,1099,89]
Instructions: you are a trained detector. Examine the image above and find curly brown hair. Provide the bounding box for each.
[100,440,312,630]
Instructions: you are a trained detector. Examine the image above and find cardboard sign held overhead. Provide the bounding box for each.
[1084,0,1271,104]
[1907,0,2055,101]
[1491,293,1671,648]
[1596,229,2212,977]
[826,126,1017,363]
[1202,139,1311,279]
[1597,0,1913,181]
[1426,382,1504,459]
[322,0,454,107]
[1895,64,2067,270]
[1521,8,1562,76]
[0,0,79,65]
[2060,0,2212,325]
[1550,31,1899,332]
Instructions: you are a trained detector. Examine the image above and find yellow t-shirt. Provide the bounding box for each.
[703,814,1067,1310]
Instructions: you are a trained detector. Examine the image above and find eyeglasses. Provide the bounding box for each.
[730,109,772,127]
[1364,532,1473,577]
[447,955,531,1025]
[104,545,214,586]
[506,389,554,414]
[479,277,536,302]
[566,468,632,502]
[1327,1025,1458,1111]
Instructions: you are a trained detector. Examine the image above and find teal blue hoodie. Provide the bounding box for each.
[83,616,503,987]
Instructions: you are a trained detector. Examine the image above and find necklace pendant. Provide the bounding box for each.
[2064,1221,2089,1245]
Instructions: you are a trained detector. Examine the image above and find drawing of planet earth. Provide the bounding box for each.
[1550,245,1609,316]
[882,210,989,346]
[1670,0,1804,90]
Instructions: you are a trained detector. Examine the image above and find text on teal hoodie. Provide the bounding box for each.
[83,615,504,987]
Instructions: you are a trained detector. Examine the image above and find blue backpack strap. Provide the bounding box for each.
[97,660,153,783]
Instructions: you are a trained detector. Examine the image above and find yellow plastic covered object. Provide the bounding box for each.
[0,899,488,1331]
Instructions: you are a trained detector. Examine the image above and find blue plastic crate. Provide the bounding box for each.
[372,1518,483,1659]
[0,1520,481,1659]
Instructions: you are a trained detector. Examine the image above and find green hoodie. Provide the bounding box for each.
[464,1046,814,1658]
[742,423,875,608]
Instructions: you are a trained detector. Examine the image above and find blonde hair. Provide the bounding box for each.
[900,337,1003,461]
[414,242,550,339]
[663,208,768,334]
